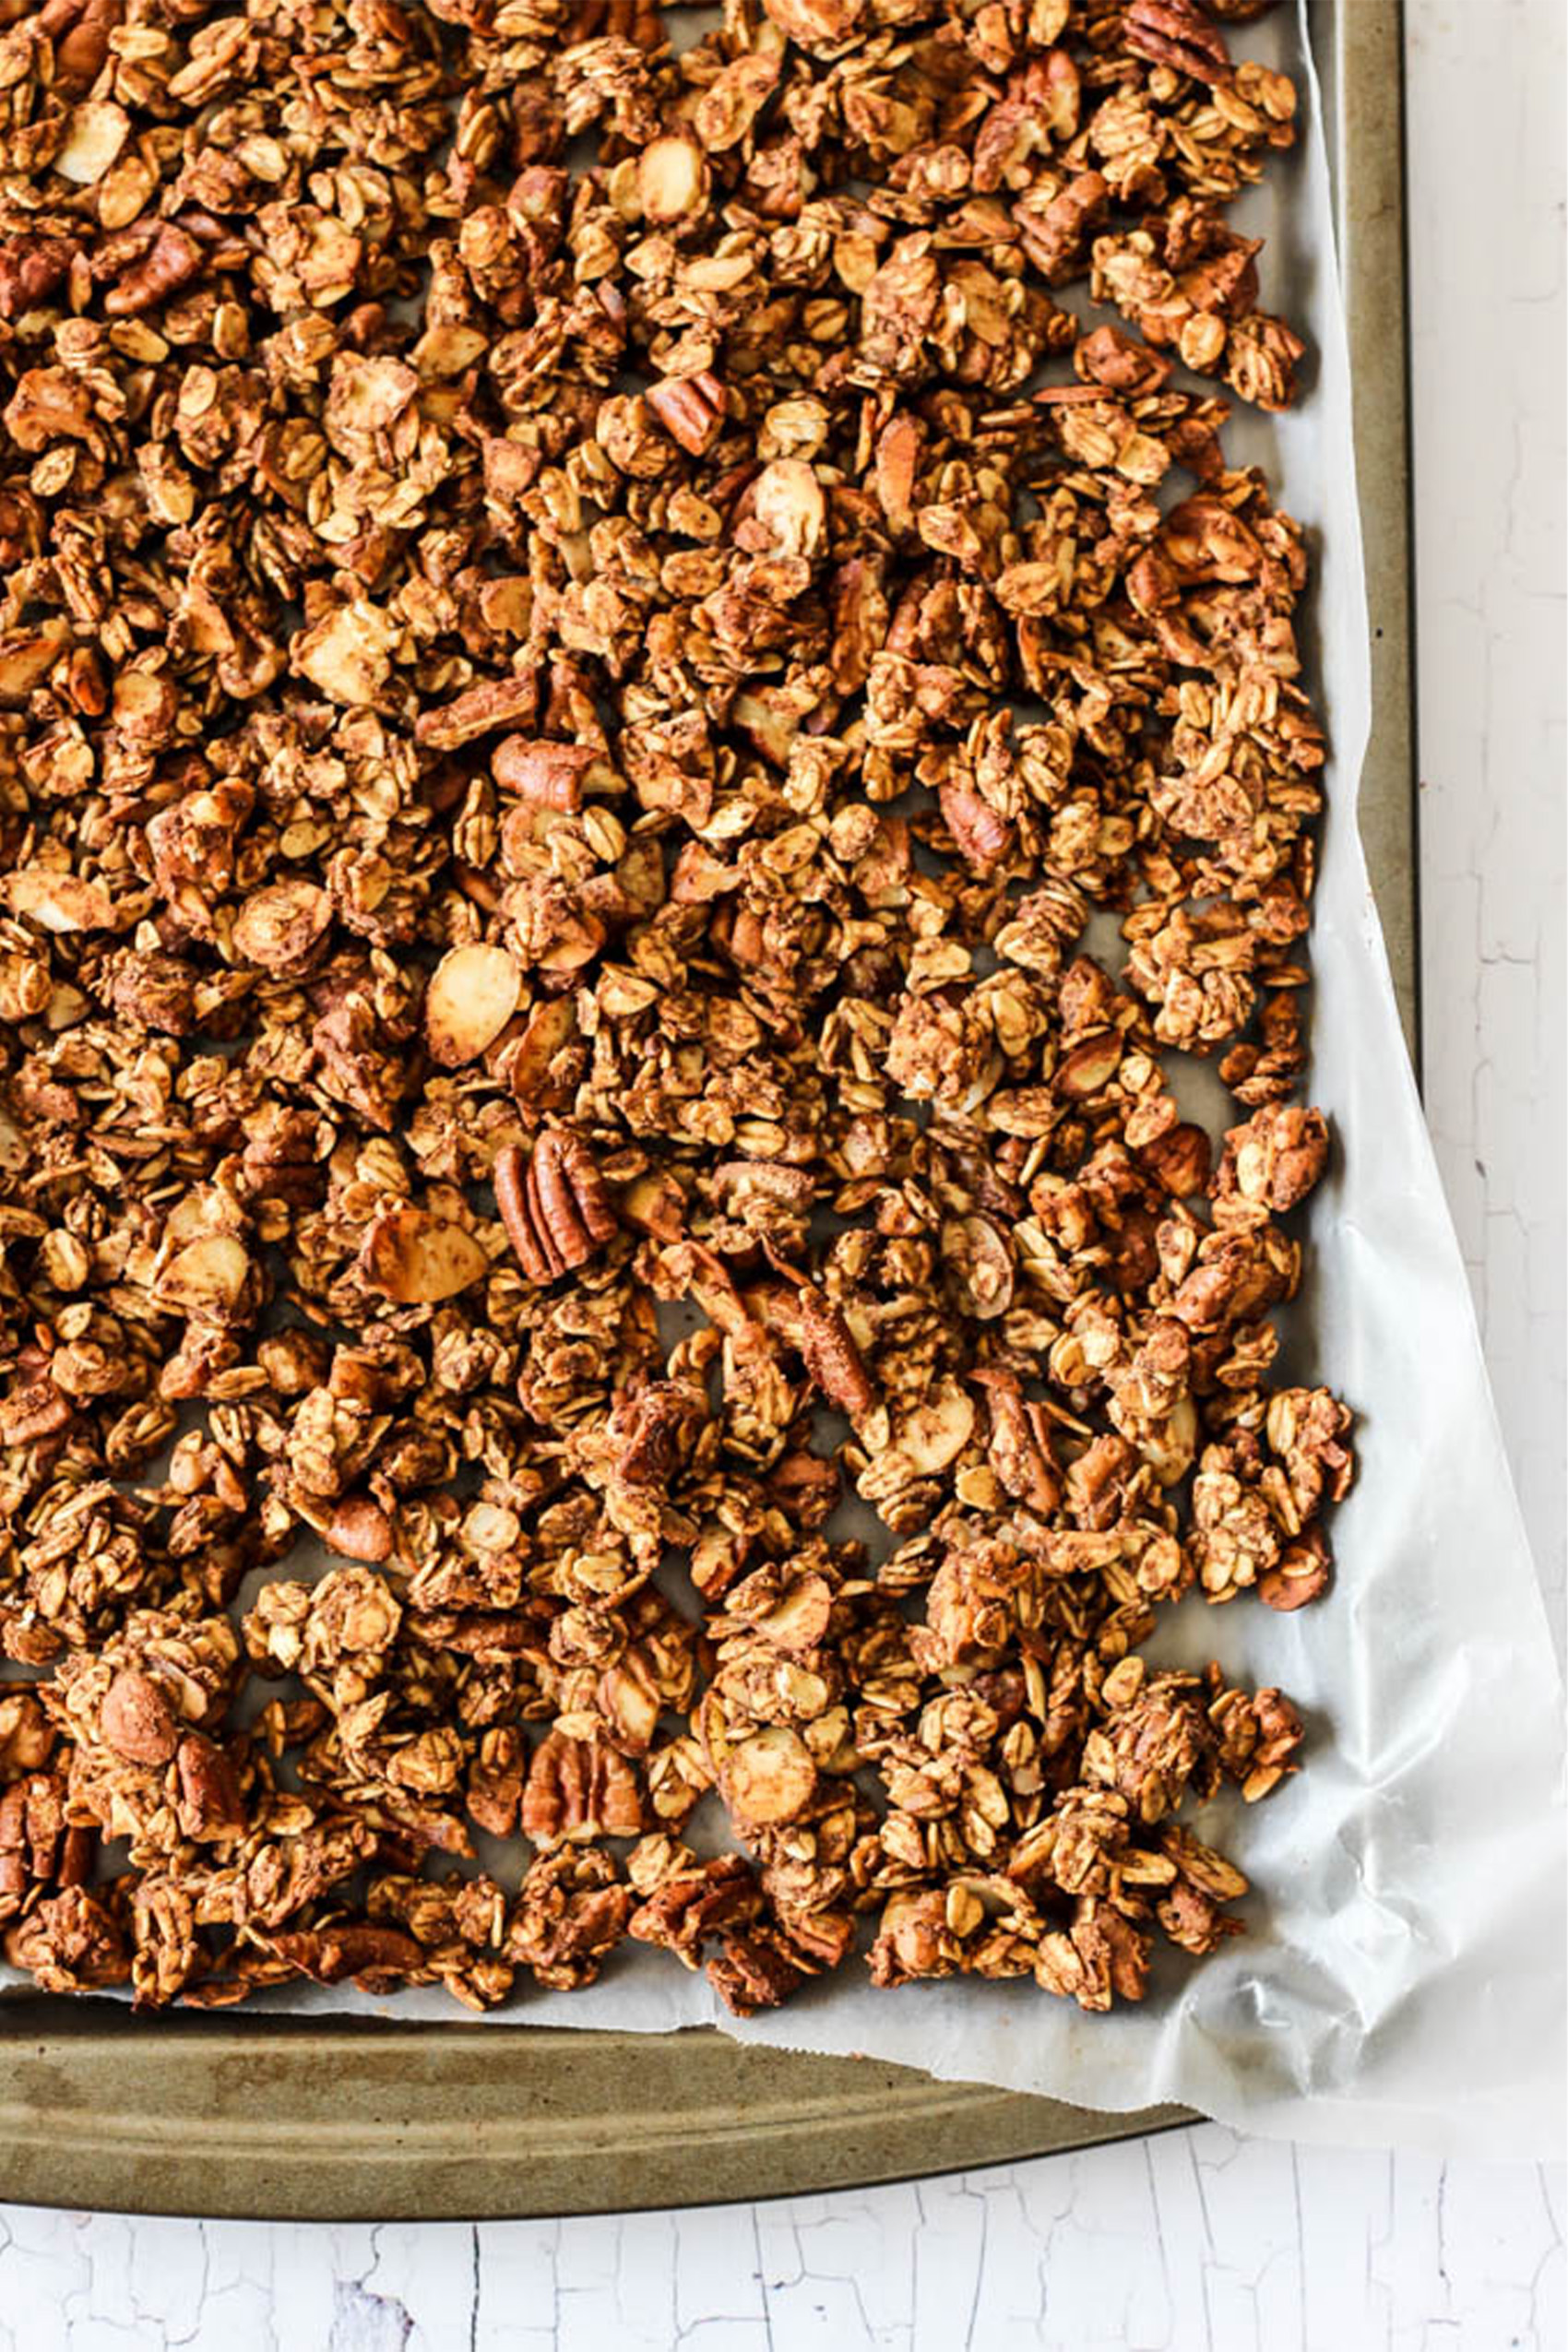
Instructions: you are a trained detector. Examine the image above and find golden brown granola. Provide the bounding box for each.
[0,0,1350,2020]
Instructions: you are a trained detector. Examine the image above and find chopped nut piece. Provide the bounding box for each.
[0,238,78,321]
[325,1497,395,1566]
[646,373,727,457]
[707,1931,806,2016]
[751,460,826,559]
[100,1671,178,1768]
[416,679,537,752]
[507,1848,631,1989]
[174,1735,246,1844]
[293,602,396,708]
[493,738,597,812]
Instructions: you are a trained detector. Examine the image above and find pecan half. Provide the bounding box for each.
[521,1730,646,1844]
[494,1132,617,1284]
[0,237,78,321]
[1123,0,1232,82]
[103,225,204,319]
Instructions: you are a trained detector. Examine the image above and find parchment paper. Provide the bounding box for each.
[12,2,1563,2163]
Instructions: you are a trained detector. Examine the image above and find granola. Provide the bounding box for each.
[0,0,1351,2022]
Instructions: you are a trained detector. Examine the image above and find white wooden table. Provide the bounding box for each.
[1,5,1561,2342]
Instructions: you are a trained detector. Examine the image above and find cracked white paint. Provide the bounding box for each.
[1409,0,1565,1653]
[0,2138,1561,2351]
[0,3,1561,2342]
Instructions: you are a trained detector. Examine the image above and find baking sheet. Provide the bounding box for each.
[6,0,1562,2168]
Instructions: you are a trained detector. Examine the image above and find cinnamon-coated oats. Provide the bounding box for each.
[0,0,1350,2017]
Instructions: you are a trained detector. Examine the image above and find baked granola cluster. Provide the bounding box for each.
[0,0,1353,2017]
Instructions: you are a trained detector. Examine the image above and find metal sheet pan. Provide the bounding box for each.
[0,0,1416,2220]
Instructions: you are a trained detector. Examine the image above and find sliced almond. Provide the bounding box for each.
[638,136,708,224]
[873,411,921,528]
[1054,1031,1123,1098]
[411,322,489,378]
[598,1659,660,1752]
[360,1209,489,1304]
[694,53,781,153]
[775,1663,831,1716]
[232,878,332,971]
[506,994,579,1106]
[755,1573,835,1653]
[0,626,68,700]
[162,1190,225,1251]
[155,1233,252,1315]
[897,1378,976,1475]
[112,668,178,734]
[54,101,130,186]
[1139,1393,1197,1488]
[424,943,522,1067]
[941,1216,1015,1320]
[4,869,114,933]
[720,1725,818,1827]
